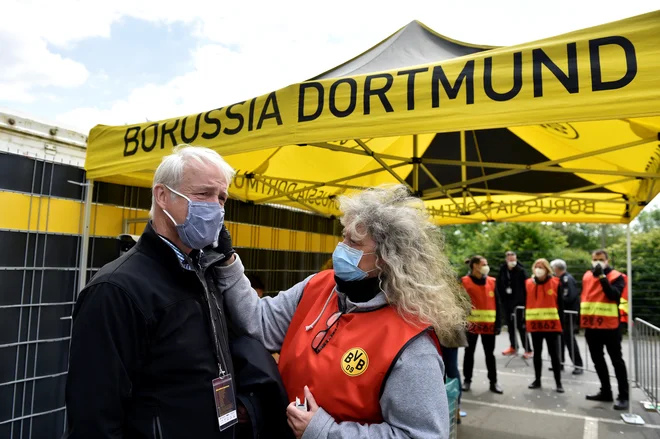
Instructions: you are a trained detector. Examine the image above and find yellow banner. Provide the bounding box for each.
[86,11,660,183]
[525,308,560,321]
[580,301,619,317]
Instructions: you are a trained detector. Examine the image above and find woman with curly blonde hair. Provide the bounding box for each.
[214,184,468,439]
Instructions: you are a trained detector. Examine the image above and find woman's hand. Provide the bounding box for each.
[286,386,319,439]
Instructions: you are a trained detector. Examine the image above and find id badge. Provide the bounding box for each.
[506,287,512,295]
[212,375,238,431]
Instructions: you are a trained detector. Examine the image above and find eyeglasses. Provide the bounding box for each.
[311,311,343,354]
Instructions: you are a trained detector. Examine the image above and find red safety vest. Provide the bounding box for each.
[525,277,562,333]
[580,269,623,330]
[462,275,497,335]
[278,270,440,424]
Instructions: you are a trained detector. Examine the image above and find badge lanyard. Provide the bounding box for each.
[186,253,237,431]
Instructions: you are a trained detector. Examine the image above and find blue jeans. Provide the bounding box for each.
[442,346,461,403]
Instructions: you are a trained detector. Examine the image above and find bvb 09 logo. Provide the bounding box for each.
[341,348,369,377]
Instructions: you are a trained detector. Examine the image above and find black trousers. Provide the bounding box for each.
[505,306,532,352]
[463,332,497,384]
[531,332,562,385]
[560,313,583,367]
[585,328,629,400]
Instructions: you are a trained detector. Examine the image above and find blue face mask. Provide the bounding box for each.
[163,185,224,250]
[332,242,377,282]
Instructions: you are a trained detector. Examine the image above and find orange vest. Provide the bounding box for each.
[462,275,497,335]
[580,269,622,330]
[278,270,439,424]
[619,274,629,324]
[525,277,562,333]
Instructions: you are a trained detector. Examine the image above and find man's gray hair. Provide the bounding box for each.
[550,259,567,271]
[150,144,235,217]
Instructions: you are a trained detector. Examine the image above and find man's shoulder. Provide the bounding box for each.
[88,248,157,285]
[85,249,178,314]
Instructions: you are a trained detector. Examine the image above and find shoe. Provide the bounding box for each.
[586,391,614,402]
[459,411,467,418]
[528,380,542,389]
[502,347,517,356]
[572,368,584,375]
[549,366,565,372]
[462,381,471,392]
[613,399,629,411]
[555,385,565,393]
[490,382,504,394]
[523,351,533,360]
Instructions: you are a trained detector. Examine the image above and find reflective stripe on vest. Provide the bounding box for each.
[525,277,562,333]
[278,270,438,424]
[525,307,560,321]
[462,276,497,335]
[580,270,622,330]
[467,309,497,322]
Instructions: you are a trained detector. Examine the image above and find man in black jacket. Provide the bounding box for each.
[496,251,532,357]
[64,146,291,439]
[551,259,584,375]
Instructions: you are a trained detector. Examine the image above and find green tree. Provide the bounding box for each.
[610,227,660,325]
[634,208,660,233]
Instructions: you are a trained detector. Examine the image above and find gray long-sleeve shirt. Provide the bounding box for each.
[213,255,449,439]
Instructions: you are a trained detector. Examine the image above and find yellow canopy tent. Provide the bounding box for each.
[86,10,660,225]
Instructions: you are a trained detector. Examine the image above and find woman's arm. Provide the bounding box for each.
[214,254,314,352]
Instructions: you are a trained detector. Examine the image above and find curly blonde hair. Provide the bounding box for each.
[338,184,469,344]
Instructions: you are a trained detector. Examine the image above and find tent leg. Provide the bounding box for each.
[413,135,419,193]
[460,131,467,208]
[621,224,645,425]
[77,180,94,296]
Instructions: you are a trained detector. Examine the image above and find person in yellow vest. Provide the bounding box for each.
[580,249,629,410]
[461,255,504,394]
[525,259,564,393]
[213,185,470,439]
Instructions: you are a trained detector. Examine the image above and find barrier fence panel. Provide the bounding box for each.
[0,149,343,438]
[633,318,660,414]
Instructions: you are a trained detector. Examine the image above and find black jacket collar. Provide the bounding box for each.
[135,222,193,274]
[136,222,226,274]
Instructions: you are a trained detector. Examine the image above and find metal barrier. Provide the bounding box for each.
[505,306,530,367]
[633,318,660,414]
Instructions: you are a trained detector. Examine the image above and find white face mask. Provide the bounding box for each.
[534,268,547,278]
[480,265,490,276]
[592,261,606,269]
[507,261,517,268]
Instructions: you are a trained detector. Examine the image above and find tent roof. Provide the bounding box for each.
[312,20,492,80]
[84,11,660,225]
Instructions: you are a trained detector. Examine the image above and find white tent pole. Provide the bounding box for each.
[626,224,634,416]
[460,131,467,208]
[621,223,645,425]
[77,179,94,296]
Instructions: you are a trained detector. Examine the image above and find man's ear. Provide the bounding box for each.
[153,184,169,210]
